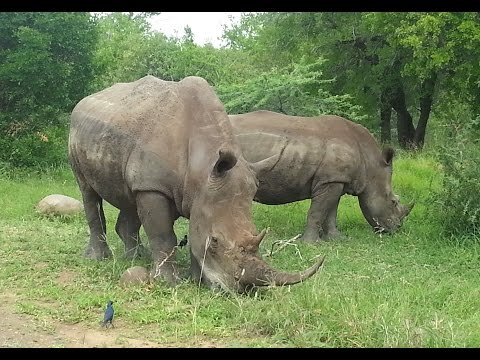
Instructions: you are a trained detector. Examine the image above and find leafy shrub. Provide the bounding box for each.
[0,116,69,168]
[0,12,95,169]
[216,57,367,123]
[432,115,480,237]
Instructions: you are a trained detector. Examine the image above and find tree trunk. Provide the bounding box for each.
[378,56,402,146]
[413,72,437,149]
[379,89,392,144]
[390,83,416,149]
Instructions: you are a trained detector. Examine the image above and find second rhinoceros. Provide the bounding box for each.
[230,110,414,243]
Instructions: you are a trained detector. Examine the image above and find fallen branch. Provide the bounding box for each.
[264,234,303,259]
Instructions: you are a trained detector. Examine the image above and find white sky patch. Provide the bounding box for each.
[149,12,243,48]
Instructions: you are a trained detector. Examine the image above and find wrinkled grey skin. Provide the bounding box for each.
[230,110,414,243]
[68,77,324,293]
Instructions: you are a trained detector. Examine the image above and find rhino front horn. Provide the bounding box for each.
[241,254,325,287]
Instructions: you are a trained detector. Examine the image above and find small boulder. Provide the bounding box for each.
[119,266,150,286]
[36,194,84,216]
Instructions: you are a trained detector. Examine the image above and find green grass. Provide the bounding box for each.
[1,154,480,347]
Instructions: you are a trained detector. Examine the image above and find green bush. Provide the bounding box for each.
[432,115,480,237]
[0,118,69,168]
[216,57,367,123]
[0,12,95,170]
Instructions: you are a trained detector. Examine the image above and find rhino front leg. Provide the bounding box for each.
[136,191,180,286]
[321,191,343,240]
[77,181,112,260]
[115,209,149,260]
[299,182,344,244]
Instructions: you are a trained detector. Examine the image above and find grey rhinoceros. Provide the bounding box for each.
[68,76,323,293]
[229,110,414,243]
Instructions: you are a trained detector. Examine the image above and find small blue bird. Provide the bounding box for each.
[101,300,114,329]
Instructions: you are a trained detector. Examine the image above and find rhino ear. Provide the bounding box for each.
[382,147,395,167]
[213,149,237,177]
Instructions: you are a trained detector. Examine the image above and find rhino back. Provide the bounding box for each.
[230,111,369,200]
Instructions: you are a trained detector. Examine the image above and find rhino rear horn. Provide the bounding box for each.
[252,228,269,247]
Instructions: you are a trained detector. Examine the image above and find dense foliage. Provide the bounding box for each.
[432,109,480,237]
[217,57,366,121]
[0,12,96,166]
[222,12,480,149]
[0,11,479,237]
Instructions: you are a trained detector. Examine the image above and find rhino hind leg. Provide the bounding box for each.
[300,182,344,244]
[115,209,149,260]
[136,191,180,286]
[78,184,112,260]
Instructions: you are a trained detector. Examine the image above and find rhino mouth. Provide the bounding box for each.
[371,202,415,235]
[372,217,401,234]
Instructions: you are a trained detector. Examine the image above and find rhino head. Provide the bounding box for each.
[357,147,414,234]
[187,148,324,293]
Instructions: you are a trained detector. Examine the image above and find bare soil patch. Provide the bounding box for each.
[0,293,221,348]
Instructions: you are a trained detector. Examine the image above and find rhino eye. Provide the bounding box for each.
[206,236,219,254]
[209,236,219,249]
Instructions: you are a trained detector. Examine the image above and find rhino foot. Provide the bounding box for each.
[84,244,113,260]
[298,233,323,244]
[321,229,347,241]
[149,262,181,287]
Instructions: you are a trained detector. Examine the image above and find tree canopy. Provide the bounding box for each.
[222,12,480,149]
[1,11,479,167]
